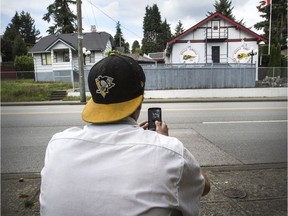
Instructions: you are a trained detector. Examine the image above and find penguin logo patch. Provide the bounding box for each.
[95,75,115,98]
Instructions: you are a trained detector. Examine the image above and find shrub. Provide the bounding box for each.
[14,55,35,79]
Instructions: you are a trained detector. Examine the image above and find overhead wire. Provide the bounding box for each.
[82,2,92,28]
[85,0,98,30]
[86,0,142,40]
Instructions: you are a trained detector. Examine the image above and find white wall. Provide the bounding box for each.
[169,18,260,65]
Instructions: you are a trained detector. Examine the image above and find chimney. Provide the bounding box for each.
[91,25,96,32]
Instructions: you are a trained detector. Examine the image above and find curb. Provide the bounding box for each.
[1,97,287,106]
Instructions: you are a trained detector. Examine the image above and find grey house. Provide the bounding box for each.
[29,31,114,82]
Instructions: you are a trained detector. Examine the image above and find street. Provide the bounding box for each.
[1,101,287,173]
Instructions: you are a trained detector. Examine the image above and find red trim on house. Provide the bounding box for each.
[167,12,267,46]
[173,38,258,44]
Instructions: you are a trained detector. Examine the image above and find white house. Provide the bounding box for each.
[29,31,114,82]
[165,12,267,65]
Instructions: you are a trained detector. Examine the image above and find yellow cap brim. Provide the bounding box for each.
[82,95,143,123]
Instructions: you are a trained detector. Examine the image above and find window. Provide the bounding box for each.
[53,52,57,63]
[63,52,70,62]
[41,53,52,65]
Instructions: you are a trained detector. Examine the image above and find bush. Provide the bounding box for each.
[14,55,35,79]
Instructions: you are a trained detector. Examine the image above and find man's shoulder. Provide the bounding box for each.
[50,127,84,140]
[139,130,185,157]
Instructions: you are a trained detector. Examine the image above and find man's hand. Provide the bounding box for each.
[139,120,148,130]
[155,121,169,136]
[139,120,169,136]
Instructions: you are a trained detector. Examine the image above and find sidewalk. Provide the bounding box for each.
[1,163,287,216]
[69,87,288,101]
[1,87,287,215]
[1,87,287,106]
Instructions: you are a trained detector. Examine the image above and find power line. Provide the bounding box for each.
[82,2,91,28]
[86,0,142,40]
[86,0,98,30]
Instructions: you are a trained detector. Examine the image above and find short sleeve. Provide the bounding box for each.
[177,148,205,216]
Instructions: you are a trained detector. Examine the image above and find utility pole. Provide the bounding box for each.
[77,0,86,102]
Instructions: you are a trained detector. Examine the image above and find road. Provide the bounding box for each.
[1,101,287,173]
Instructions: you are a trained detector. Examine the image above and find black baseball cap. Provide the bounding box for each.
[82,54,146,123]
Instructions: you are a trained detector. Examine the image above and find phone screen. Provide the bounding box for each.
[148,107,162,131]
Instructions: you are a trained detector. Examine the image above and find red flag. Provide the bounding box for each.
[257,0,271,11]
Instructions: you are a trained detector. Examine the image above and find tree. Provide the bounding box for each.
[161,19,172,50]
[254,0,287,48]
[124,42,130,53]
[268,44,282,76]
[6,11,40,45]
[18,11,41,45]
[14,55,35,79]
[113,22,129,53]
[43,0,77,34]
[12,34,27,59]
[131,40,141,54]
[173,20,185,38]
[142,4,172,54]
[1,27,18,61]
[142,4,163,54]
[1,11,40,62]
[208,0,244,25]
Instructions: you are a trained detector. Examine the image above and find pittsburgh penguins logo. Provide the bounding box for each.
[95,75,115,98]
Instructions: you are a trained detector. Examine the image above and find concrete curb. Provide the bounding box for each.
[1,88,287,106]
[1,97,287,106]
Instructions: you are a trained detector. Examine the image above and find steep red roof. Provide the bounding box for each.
[167,12,267,46]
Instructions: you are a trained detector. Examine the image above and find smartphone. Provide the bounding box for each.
[148,107,162,131]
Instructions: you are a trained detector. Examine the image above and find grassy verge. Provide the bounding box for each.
[62,96,91,101]
[1,80,73,102]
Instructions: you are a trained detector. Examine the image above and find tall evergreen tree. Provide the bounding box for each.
[113,22,129,53]
[5,11,40,45]
[43,0,77,34]
[173,20,185,38]
[18,11,41,45]
[114,22,125,48]
[254,0,287,48]
[161,19,172,50]
[208,0,244,25]
[1,11,40,61]
[142,4,163,54]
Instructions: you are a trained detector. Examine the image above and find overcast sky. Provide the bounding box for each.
[1,0,265,46]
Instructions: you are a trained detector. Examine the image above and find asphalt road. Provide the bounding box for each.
[1,101,287,173]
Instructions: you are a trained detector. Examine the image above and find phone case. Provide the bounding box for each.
[148,107,162,131]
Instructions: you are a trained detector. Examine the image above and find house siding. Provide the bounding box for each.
[168,14,263,66]
[33,54,54,82]
[30,32,114,82]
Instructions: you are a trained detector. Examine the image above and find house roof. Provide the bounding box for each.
[29,32,113,53]
[122,53,156,64]
[167,12,267,47]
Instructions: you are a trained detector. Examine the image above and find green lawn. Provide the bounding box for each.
[1,80,73,102]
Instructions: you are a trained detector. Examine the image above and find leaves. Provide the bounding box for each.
[42,0,77,34]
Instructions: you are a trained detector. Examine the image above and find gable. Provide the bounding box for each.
[46,39,76,51]
[168,12,267,47]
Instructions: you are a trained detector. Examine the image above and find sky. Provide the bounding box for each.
[1,0,265,46]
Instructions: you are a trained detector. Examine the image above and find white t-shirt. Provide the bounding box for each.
[40,117,204,216]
